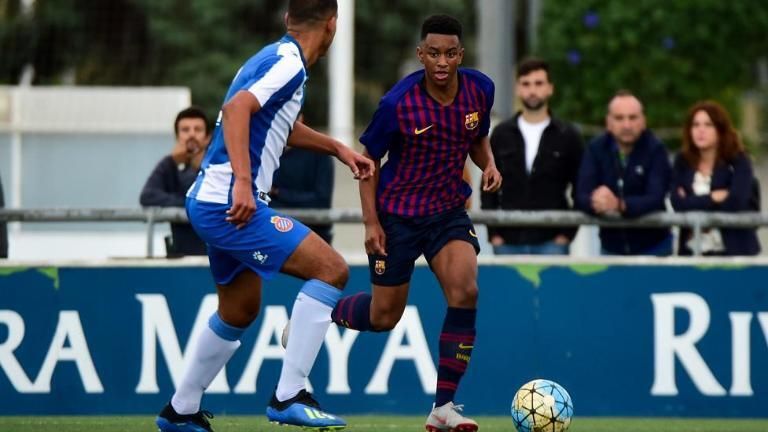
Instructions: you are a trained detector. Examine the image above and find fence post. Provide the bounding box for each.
[692,216,703,257]
[145,209,156,258]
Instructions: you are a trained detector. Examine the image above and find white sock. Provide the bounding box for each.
[276,280,340,402]
[171,325,241,414]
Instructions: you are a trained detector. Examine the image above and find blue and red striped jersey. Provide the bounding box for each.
[360,68,495,217]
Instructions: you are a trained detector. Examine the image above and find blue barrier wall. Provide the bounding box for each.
[1,262,767,416]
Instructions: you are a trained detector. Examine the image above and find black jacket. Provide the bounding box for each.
[671,153,760,256]
[140,155,206,256]
[480,113,583,245]
[575,130,671,255]
[271,147,335,244]
[0,173,7,258]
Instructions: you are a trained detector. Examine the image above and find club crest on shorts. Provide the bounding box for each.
[270,216,294,232]
[464,112,479,130]
[374,259,386,275]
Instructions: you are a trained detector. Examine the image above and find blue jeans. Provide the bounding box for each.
[493,240,570,255]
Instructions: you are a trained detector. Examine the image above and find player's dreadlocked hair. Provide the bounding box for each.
[288,0,338,25]
[420,14,463,41]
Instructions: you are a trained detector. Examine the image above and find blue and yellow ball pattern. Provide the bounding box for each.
[511,379,573,432]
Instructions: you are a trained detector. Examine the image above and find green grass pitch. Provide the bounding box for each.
[2,416,768,432]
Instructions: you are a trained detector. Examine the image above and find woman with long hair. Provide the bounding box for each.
[671,100,760,255]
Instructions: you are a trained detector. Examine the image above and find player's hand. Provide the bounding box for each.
[711,189,729,203]
[591,186,619,214]
[170,142,187,164]
[482,165,502,192]
[226,178,256,229]
[364,222,387,256]
[339,147,375,180]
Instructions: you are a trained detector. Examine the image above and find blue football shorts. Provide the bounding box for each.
[186,198,310,284]
[367,206,480,286]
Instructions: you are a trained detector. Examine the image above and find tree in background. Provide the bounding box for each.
[0,0,475,128]
[537,0,768,140]
[1,0,296,122]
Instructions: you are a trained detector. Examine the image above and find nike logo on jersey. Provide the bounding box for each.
[458,343,474,350]
[414,124,434,135]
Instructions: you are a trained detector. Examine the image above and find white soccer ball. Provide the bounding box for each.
[511,379,573,432]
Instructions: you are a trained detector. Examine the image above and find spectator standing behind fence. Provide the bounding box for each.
[270,115,335,244]
[140,107,210,257]
[0,171,7,258]
[671,101,761,256]
[481,58,583,255]
[576,90,672,255]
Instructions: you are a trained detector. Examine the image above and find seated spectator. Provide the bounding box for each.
[576,90,672,255]
[140,107,210,256]
[671,100,761,256]
[270,115,335,244]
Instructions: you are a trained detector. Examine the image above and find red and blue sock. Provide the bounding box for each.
[435,307,476,407]
[331,292,375,331]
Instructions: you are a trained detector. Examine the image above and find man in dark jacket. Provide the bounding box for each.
[270,145,335,244]
[481,58,583,254]
[0,172,7,258]
[140,107,210,256]
[575,90,672,255]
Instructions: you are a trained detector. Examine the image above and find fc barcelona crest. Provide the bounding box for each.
[465,112,479,130]
[270,216,294,232]
[374,259,386,275]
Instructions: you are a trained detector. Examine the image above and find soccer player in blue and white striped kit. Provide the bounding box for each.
[155,1,373,431]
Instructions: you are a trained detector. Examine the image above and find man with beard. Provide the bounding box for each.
[140,106,210,256]
[575,90,672,255]
[481,58,583,255]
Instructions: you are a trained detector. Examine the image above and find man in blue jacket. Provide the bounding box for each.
[576,90,672,255]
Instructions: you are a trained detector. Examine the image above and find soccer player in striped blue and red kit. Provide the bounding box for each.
[336,14,501,432]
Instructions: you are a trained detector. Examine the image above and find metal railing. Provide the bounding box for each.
[1,208,766,257]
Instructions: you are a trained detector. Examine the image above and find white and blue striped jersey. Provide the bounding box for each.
[189,34,307,204]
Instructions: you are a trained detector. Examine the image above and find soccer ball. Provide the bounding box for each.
[511,379,573,432]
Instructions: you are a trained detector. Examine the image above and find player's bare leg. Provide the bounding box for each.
[266,232,347,430]
[425,240,479,432]
[431,240,479,309]
[216,270,263,327]
[368,283,410,330]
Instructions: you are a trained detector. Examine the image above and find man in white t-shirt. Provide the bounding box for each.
[481,58,583,255]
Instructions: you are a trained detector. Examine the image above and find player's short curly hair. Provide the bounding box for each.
[420,14,462,41]
[288,0,338,24]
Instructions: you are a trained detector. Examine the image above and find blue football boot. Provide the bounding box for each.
[266,389,346,431]
[156,402,214,432]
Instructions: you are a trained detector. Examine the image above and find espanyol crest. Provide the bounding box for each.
[270,216,294,233]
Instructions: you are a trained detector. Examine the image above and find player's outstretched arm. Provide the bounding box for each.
[358,150,386,256]
[469,136,502,192]
[222,90,262,228]
[288,121,375,180]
